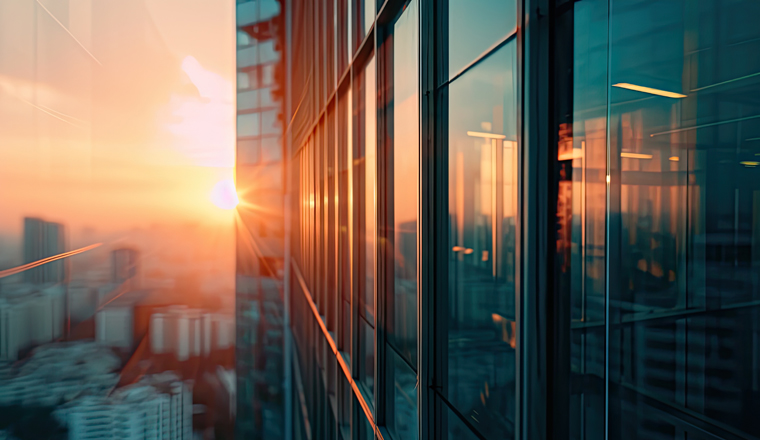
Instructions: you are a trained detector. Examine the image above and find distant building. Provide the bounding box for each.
[22,217,67,284]
[0,342,120,406]
[111,248,139,288]
[67,284,98,325]
[151,312,166,354]
[216,367,236,420]
[0,285,65,360]
[96,305,133,349]
[149,306,234,360]
[55,372,192,440]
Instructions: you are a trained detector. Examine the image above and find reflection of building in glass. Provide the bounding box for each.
[235,0,287,438]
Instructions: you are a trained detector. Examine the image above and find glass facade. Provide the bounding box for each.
[562,1,760,439]
[235,0,287,438]
[239,0,760,439]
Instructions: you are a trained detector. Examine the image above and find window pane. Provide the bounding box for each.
[259,40,280,64]
[440,397,482,440]
[237,90,259,110]
[237,45,258,68]
[448,0,516,79]
[261,137,281,162]
[383,0,419,366]
[338,89,351,355]
[237,71,250,90]
[359,317,374,396]
[355,56,376,324]
[262,64,274,86]
[561,2,609,437]
[360,0,375,40]
[260,87,274,107]
[388,348,418,440]
[365,56,376,323]
[237,113,260,137]
[237,30,251,47]
[261,109,280,135]
[603,0,760,438]
[447,42,517,439]
[237,139,261,165]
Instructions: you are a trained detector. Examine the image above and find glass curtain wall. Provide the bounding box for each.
[557,1,760,439]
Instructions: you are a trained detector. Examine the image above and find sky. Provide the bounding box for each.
[0,0,235,239]
[0,0,236,294]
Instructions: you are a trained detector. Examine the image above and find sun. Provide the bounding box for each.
[211,178,239,210]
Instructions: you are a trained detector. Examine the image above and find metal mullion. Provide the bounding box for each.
[430,388,489,440]
[518,1,552,440]
[293,259,387,440]
[334,99,342,344]
[438,31,518,90]
[348,65,358,387]
[385,342,415,375]
[418,0,448,439]
[376,0,407,27]
[291,23,375,162]
[374,14,390,434]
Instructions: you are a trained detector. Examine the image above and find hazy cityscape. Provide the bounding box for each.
[0,217,236,439]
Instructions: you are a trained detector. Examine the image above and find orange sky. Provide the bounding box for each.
[0,0,236,242]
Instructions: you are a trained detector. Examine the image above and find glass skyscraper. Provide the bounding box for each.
[235,0,760,439]
[235,0,288,438]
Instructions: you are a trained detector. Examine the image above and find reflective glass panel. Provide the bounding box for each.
[385,0,419,364]
[564,0,760,439]
[237,113,260,137]
[448,0,516,79]
[354,55,376,324]
[447,42,517,439]
[604,0,760,438]
[388,348,418,440]
[359,317,375,396]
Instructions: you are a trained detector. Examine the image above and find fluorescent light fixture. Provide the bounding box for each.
[613,83,686,99]
[740,161,760,166]
[621,152,653,159]
[467,131,506,139]
[558,149,583,161]
[669,156,679,162]
[747,137,760,142]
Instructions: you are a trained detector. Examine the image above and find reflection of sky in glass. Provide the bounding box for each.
[448,0,516,78]
[390,0,419,365]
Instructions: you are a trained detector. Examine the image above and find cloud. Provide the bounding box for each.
[165,56,234,168]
